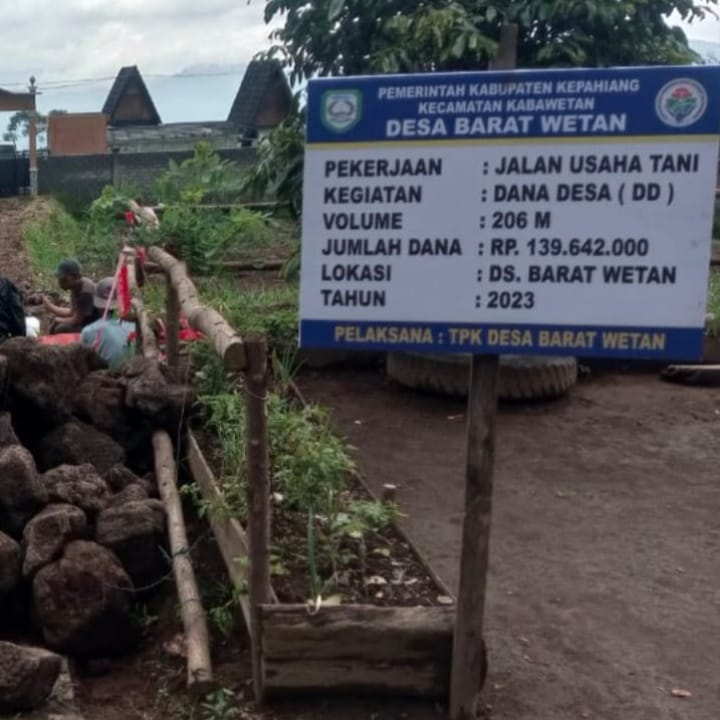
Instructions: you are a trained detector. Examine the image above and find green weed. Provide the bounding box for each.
[199,688,240,720]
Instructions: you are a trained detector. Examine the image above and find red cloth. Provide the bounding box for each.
[38,333,80,346]
[118,265,131,318]
[155,317,204,343]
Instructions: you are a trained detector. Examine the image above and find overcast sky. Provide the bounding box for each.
[0,1,276,88]
[0,2,717,126]
[0,2,716,90]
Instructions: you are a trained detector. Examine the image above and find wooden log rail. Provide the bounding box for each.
[149,246,271,702]
[125,246,215,693]
[147,246,246,371]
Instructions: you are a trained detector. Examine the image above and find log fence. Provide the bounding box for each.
[127,245,457,705]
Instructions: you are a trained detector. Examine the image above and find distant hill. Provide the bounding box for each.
[690,39,720,63]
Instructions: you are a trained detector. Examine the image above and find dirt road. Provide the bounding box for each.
[301,370,720,720]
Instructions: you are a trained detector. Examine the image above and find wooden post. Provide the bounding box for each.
[449,24,517,720]
[147,246,246,371]
[153,430,215,695]
[244,337,271,703]
[28,77,38,197]
[166,273,181,370]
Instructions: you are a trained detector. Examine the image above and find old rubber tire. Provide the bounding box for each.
[386,353,577,400]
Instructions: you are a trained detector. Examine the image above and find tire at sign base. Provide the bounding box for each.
[386,353,578,400]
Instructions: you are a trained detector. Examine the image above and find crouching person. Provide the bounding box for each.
[44,259,100,334]
[80,277,136,369]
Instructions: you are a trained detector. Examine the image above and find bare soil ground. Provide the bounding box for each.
[0,198,32,286]
[9,198,719,718]
[298,369,720,720]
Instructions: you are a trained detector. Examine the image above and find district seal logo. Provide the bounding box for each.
[321,90,363,133]
[655,79,707,128]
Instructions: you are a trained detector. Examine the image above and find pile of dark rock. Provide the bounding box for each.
[0,338,193,713]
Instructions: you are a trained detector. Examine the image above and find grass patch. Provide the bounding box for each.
[23,198,120,286]
[194,349,404,602]
[196,277,299,349]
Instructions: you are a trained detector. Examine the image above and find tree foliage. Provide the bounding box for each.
[3,109,66,146]
[251,0,717,263]
[263,0,716,82]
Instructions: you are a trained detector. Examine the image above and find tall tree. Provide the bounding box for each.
[263,0,716,83]
[3,109,67,147]
[246,0,717,227]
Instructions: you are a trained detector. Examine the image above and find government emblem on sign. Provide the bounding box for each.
[321,90,362,133]
[655,79,708,128]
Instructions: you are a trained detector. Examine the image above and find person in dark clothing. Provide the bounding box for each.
[43,259,100,334]
[0,277,26,340]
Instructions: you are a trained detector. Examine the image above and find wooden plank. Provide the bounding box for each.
[450,24,516,720]
[244,337,272,703]
[186,431,255,627]
[261,604,453,662]
[262,658,448,699]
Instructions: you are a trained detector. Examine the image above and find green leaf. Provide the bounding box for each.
[328,0,345,22]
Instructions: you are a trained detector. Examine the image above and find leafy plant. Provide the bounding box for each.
[155,142,245,205]
[199,688,240,720]
[129,603,160,634]
[205,580,243,638]
[241,112,305,217]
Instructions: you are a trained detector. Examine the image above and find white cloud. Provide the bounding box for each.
[668,9,720,43]
[0,0,276,87]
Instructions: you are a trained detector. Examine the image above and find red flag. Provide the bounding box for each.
[118,265,131,318]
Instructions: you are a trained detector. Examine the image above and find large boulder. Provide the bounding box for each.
[0,445,47,537]
[74,372,152,464]
[0,413,19,448]
[74,371,128,438]
[0,338,105,433]
[104,464,142,493]
[37,421,126,475]
[105,484,149,509]
[0,532,21,596]
[95,500,166,587]
[22,504,88,578]
[0,642,62,713]
[123,357,196,429]
[42,465,110,517]
[33,540,137,656]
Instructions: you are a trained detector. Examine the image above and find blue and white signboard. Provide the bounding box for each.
[299,66,720,360]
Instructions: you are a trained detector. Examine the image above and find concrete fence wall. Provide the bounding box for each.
[38,148,259,207]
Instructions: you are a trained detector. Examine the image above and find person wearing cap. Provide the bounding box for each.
[79,277,136,369]
[43,259,100,334]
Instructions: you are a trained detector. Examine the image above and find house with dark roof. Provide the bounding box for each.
[103,66,162,127]
[100,60,292,153]
[227,60,293,142]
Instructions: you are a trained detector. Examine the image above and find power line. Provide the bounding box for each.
[0,68,246,91]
